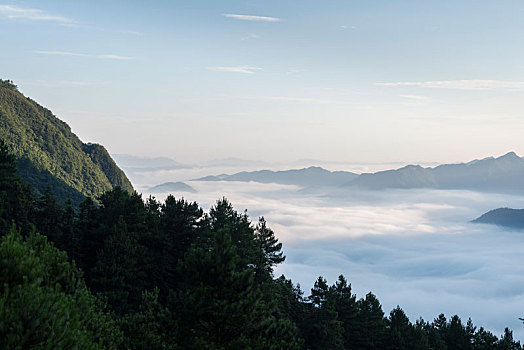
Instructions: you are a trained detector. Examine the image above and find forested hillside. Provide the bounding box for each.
[0,142,521,349]
[0,79,133,204]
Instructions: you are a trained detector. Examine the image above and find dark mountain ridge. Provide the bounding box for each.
[472,208,524,229]
[194,166,359,187]
[147,181,197,193]
[193,152,524,194]
[349,152,524,193]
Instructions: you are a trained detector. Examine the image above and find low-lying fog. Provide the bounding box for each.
[133,165,524,340]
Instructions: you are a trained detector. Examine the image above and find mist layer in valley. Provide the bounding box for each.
[130,162,524,341]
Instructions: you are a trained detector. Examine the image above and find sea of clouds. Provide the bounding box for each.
[134,165,524,340]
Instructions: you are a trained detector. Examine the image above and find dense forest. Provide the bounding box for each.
[0,79,133,206]
[0,140,522,349]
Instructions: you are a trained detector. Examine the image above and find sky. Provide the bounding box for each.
[2,0,524,164]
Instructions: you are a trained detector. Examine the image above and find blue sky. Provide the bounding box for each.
[2,0,524,164]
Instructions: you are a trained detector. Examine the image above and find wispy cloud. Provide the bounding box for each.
[376,80,524,90]
[400,94,432,101]
[0,5,74,23]
[241,33,260,41]
[247,95,353,105]
[36,50,135,60]
[222,14,281,22]
[36,50,87,57]
[208,65,262,74]
[21,80,112,88]
[96,54,135,60]
[118,29,143,36]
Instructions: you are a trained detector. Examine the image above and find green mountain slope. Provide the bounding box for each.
[0,79,133,203]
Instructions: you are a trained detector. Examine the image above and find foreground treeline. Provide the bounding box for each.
[0,142,522,349]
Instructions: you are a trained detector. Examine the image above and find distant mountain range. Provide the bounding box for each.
[351,152,524,192]
[112,154,189,171]
[195,166,359,187]
[193,152,524,194]
[147,182,196,193]
[0,79,133,204]
[472,208,524,229]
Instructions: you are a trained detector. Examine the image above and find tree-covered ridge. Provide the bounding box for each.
[0,79,133,204]
[0,144,522,349]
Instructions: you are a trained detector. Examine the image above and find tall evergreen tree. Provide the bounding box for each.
[253,216,285,284]
[497,328,521,350]
[176,228,299,349]
[355,292,387,349]
[386,306,428,350]
[330,275,359,349]
[209,198,257,270]
[91,217,148,314]
[159,195,208,292]
[303,276,344,350]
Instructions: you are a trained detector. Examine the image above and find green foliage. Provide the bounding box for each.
[0,139,31,234]
[120,288,178,350]
[386,306,429,350]
[91,217,148,315]
[209,198,258,270]
[176,229,299,349]
[0,79,17,91]
[304,276,344,350]
[0,226,122,349]
[0,81,133,205]
[253,217,285,284]
[331,275,359,349]
[355,292,387,349]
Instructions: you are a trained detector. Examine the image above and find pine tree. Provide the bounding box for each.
[209,198,257,270]
[355,292,387,349]
[497,328,522,350]
[91,217,148,314]
[386,306,428,350]
[303,276,344,350]
[176,228,299,349]
[159,195,207,291]
[330,275,359,349]
[253,217,285,284]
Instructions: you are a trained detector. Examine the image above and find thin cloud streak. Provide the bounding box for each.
[0,5,74,23]
[244,95,354,105]
[241,33,260,41]
[96,54,135,60]
[208,65,263,74]
[118,29,143,36]
[36,50,135,60]
[35,50,86,57]
[222,14,281,22]
[21,80,112,88]
[376,80,524,90]
[400,94,432,101]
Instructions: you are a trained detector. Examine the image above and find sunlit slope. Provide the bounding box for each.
[0,79,133,203]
